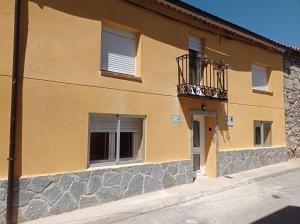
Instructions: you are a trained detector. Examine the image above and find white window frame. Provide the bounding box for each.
[101,26,137,76]
[254,121,272,147]
[252,65,268,91]
[88,114,145,167]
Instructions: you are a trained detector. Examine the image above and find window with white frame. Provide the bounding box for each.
[254,121,272,146]
[252,65,268,91]
[88,114,144,164]
[101,26,137,75]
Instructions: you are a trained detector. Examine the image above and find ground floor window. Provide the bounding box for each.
[254,121,272,146]
[89,114,144,165]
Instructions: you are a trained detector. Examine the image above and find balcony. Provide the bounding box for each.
[176,54,228,101]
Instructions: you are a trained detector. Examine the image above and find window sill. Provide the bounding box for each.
[88,160,144,170]
[101,70,142,83]
[254,144,272,148]
[252,89,273,96]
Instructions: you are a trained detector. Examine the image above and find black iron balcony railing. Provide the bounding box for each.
[176,54,228,101]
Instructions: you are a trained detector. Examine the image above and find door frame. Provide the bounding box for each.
[190,110,219,176]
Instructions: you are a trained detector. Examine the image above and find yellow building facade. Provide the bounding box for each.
[0,0,287,222]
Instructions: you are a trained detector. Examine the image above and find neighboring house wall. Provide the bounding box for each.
[0,0,287,222]
[284,50,300,158]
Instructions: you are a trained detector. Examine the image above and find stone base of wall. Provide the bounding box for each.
[0,160,193,224]
[217,147,288,176]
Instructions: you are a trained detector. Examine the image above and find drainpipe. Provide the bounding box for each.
[7,0,21,223]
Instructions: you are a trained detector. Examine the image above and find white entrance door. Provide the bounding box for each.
[192,115,205,176]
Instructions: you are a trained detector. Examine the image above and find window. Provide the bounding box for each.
[101,26,137,75]
[189,36,202,86]
[252,65,268,91]
[254,121,272,146]
[88,114,144,164]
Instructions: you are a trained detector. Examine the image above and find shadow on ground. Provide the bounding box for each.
[251,206,300,224]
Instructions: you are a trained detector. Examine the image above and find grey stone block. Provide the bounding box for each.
[14,190,34,207]
[178,162,185,173]
[69,181,87,202]
[167,165,178,175]
[79,195,98,208]
[176,173,187,185]
[91,169,105,177]
[185,168,193,183]
[0,200,5,214]
[50,193,77,215]
[127,166,141,175]
[41,184,63,205]
[29,176,52,193]
[23,200,48,220]
[16,178,30,190]
[97,186,122,202]
[0,189,6,201]
[144,176,162,193]
[103,173,121,186]
[162,173,176,188]
[73,172,90,182]
[151,164,164,180]
[120,172,131,191]
[58,175,74,191]
[86,175,102,195]
[140,165,152,175]
[123,174,143,198]
[0,213,5,224]
[0,181,8,189]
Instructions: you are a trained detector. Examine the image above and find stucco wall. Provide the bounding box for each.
[0,0,14,179]
[284,51,300,158]
[0,0,286,178]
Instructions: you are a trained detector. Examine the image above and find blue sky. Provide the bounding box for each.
[182,0,300,48]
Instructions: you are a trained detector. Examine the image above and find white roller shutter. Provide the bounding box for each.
[101,26,136,75]
[252,65,267,90]
[89,114,117,132]
[120,117,142,132]
[189,36,202,52]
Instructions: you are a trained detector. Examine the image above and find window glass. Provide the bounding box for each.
[90,132,116,162]
[255,126,262,145]
[263,123,272,145]
[120,132,134,159]
[193,120,200,147]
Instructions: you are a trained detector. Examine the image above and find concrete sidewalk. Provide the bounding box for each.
[25,159,300,224]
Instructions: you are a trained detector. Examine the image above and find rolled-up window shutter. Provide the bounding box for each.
[120,117,142,132]
[89,114,117,132]
[252,65,267,90]
[101,26,136,75]
[189,36,202,52]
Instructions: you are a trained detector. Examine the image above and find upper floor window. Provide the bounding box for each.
[101,26,137,76]
[188,36,202,86]
[252,65,268,91]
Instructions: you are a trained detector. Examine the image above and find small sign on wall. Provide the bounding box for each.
[226,116,234,126]
[171,115,181,124]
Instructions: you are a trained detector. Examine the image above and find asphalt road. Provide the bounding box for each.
[90,169,300,224]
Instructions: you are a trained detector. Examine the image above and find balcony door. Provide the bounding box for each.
[189,36,202,86]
